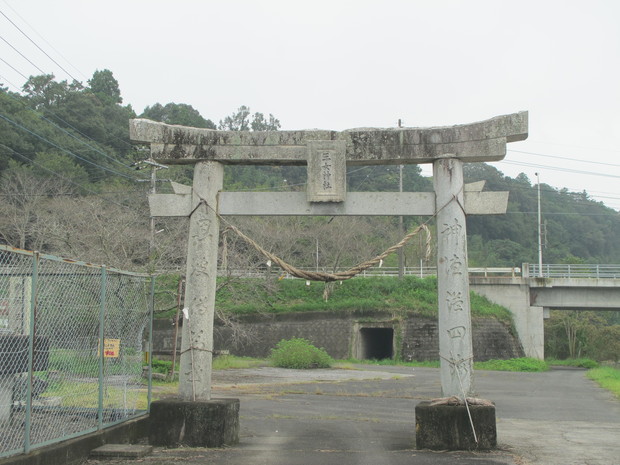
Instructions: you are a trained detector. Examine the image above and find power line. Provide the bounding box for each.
[0,73,20,91]
[0,112,139,180]
[0,8,80,83]
[508,149,620,168]
[2,71,137,154]
[0,55,27,80]
[505,211,618,217]
[500,160,620,179]
[0,13,136,153]
[0,143,143,211]
[530,140,620,154]
[0,87,141,171]
[497,184,620,211]
[0,33,45,74]
[0,0,87,80]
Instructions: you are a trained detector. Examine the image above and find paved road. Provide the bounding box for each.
[84,365,620,465]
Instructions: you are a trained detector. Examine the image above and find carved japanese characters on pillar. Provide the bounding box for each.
[441,218,463,245]
[446,291,465,312]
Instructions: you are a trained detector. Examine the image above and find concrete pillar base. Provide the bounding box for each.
[415,401,496,450]
[149,398,239,448]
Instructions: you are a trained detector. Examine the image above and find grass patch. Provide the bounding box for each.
[213,355,268,370]
[546,358,599,369]
[48,349,143,378]
[42,381,148,409]
[474,357,549,372]
[153,275,513,323]
[341,357,550,371]
[587,367,620,399]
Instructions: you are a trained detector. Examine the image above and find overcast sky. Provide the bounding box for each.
[1,0,619,211]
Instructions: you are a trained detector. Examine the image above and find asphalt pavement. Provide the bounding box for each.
[83,365,620,465]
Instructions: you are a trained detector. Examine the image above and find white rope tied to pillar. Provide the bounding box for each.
[437,353,478,444]
[183,308,197,401]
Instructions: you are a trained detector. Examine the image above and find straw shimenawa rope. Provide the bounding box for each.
[221,218,432,282]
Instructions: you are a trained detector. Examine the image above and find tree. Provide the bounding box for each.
[0,160,75,249]
[219,105,251,131]
[250,112,281,131]
[141,102,215,129]
[30,152,90,189]
[22,74,81,109]
[544,310,617,360]
[49,91,107,141]
[218,106,281,132]
[88,69,122,105]
[41,193,149,268]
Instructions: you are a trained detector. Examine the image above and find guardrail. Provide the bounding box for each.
[218,264,620,280]
[525,263,620,279]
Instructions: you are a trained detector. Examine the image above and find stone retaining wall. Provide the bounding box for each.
[152,312,523,361]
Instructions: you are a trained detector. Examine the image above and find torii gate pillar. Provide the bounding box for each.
[434,157,473,396]
[178,161,223,401]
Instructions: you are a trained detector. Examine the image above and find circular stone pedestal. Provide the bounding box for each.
[149,398,239,448]
[415,401,496,450]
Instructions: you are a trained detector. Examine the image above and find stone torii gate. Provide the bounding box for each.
[131,112,528,448]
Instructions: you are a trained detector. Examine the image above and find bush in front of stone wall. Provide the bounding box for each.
[270,337,334,369]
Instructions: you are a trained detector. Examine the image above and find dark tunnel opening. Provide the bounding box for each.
[360,327,394,360]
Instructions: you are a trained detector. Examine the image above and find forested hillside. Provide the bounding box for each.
[1,71,619,271]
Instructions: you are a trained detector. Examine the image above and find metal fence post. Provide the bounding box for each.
[23,251,39,454]
[147,275,155,413]
[97,266,107,430]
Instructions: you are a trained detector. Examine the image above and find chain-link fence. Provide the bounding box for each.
[0,245,154,458]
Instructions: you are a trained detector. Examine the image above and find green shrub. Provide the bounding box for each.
[270,338,334,369]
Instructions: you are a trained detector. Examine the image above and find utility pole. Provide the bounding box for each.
[315,238,319,271]
[398,119,405,279]
[535,172,543,277]
[135,159,169,258]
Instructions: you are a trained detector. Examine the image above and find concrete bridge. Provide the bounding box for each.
[469,263,620,360]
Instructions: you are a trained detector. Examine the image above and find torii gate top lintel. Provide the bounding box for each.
[129,111,528,166]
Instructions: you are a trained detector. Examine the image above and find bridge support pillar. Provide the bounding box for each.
[469,279,544,359]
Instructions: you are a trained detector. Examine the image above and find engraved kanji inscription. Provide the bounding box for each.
[441,218,463,243]
[446,291,465,312]
[447,326,466,339]
[321,151,333,189]
[445,254,464,275]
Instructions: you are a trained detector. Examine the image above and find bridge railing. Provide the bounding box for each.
[524,263,620,279]
[218,266,520,279]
